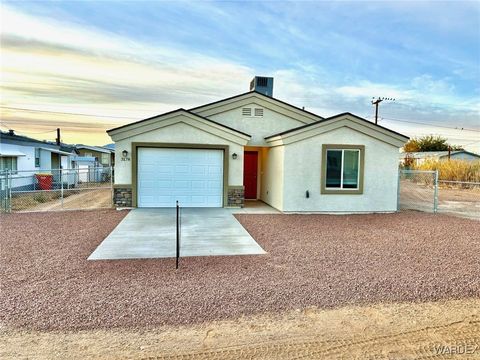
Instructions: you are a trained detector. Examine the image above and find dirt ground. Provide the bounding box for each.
[1,210,479,332]
[2,299,479,359]
[1,210,479,358]
[399,179,480,219]
[438,187,480,219]
[13,188,112,212]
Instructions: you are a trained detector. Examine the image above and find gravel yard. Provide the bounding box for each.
[1,210,479,331]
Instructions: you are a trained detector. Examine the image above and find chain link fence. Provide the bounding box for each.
[399,169,479,219]
[398,170,438,213]
[0,167,113,213]
[437,180,480,220]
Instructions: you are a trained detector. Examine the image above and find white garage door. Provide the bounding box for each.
[137,147,224,207]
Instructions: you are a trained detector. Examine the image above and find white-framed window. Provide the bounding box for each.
[35,148,41,167]
[0,157,18,174]
[100,153,110,165]
[321,145,364,194]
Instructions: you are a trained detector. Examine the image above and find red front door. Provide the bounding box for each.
[243,151,258,199]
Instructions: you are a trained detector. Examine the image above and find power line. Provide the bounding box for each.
[376,116,480,133]
[0,120,58,134]
[3,104,480,140]
[0,106,137,119]
[3,78,480,111]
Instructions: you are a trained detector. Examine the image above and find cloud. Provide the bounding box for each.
[1,3,479,151]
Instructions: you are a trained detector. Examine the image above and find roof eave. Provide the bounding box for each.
[107,108,251,141]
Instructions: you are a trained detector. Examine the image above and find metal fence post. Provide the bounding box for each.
[176,200,180,269]
[7,170,12,213]
[397,168,401,212]
[433,170,439,213]
[110,166,114,207]
[60,169,64,209]
[0,172,5,213]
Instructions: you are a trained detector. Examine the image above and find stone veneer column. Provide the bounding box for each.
[113,187,132,207]
[227,186,244,207]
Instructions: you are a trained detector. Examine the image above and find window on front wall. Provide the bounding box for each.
[0,157,18,174]
[35,148,41,167]
[101,153,109,165]
[321,145,364,194]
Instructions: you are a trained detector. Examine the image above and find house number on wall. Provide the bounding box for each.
[121,157,131,161]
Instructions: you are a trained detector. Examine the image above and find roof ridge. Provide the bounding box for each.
[264,112,409,140]
[189,90,325,120]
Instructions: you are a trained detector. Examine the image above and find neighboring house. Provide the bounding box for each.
[0,130,78,190]
[76,144,115,167]
[400,151,480,165]
[108,77,409,212]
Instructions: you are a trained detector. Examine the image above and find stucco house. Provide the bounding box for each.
[0,130,78,190]
[75,144,115,167]
[108,77,408,212]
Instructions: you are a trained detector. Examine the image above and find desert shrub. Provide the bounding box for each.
[33,193,49,203]
[412,159,480,182]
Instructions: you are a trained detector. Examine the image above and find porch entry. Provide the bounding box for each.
[243,151,258,199]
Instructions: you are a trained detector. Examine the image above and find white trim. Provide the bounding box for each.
[0,151,26,157]
[191,92,321,124]
[325,148,360,191]
[39,147,73,156]
[109,111,251,145]
[75,145,112,154]
[266,116,408,148]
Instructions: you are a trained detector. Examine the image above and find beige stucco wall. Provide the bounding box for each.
[260,146,284,210]
[281,127,400,212]
[207,102,307,146]
[114,121,244,186]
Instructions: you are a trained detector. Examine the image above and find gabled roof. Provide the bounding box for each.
[107,108,251,137]
[265,112,409,140]
[75,144,113,154]
[189,90,324,121]
[189,90,323,124]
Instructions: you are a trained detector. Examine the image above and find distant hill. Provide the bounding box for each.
[103,143,115,150]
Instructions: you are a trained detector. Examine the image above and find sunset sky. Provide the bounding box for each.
[1,1,479,150]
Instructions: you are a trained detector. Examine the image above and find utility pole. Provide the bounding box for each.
[371,97,395,124]
[56,128,61,145]
[371,98,383,124]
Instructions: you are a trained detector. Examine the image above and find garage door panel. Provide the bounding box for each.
[137,148,224,208]
[157,195,174,205]
[157,165,174,174]
[157,180,173,189]
[191,165,206,175]
[191,180,206,189]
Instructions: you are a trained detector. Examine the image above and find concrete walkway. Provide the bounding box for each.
[88,208,266,260]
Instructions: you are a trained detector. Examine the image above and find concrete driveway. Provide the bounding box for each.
[88,208,266,260]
